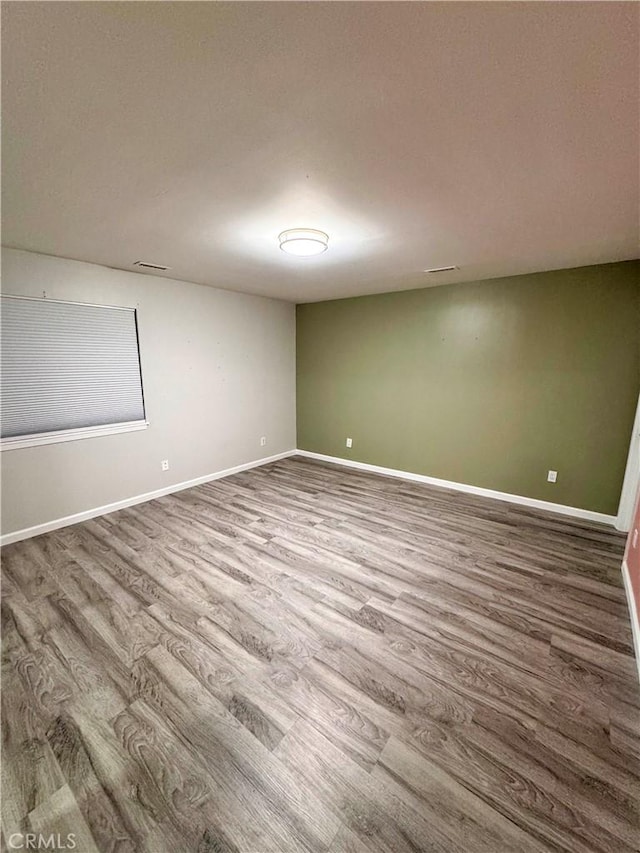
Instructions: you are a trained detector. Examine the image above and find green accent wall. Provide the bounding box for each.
[296,262,640,515]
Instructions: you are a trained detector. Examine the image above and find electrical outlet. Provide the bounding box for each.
[346,437,353,448]
[633,528,638,549]
[260,436,267,447]
[161,459,169,471]
[547,470,557,483]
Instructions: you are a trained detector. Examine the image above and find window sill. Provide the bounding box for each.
[0,420,149,451]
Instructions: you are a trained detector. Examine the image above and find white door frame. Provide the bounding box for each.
[616,391,640,532]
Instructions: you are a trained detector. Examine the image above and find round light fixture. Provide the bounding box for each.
[278,228,329,257]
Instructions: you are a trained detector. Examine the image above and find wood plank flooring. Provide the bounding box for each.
[2,455,639,852]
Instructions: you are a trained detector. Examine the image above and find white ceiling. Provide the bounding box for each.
[3,2,638,303]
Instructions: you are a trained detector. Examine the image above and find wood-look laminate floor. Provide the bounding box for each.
[2,456,639,853]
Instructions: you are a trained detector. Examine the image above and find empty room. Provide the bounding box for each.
[1,2,639,852]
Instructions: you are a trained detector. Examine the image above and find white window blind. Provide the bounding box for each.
[1,296,146,445]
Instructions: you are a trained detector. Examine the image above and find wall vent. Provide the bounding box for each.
[133,261,170,271]
[424,266,458,273]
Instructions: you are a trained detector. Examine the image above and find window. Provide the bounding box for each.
[1,295,147,450]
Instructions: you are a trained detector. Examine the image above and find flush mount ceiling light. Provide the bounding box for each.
[278,228,329,257]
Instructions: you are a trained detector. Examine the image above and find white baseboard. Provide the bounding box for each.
[0,450,296,546]
[294,450,617,526]
[622,560,640,684]
[1,446,618,545]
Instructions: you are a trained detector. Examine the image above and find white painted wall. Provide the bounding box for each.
[1,248,296,537]
[617,392,640,531]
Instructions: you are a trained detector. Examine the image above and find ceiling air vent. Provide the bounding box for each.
[424,266,458,273]
[133,261,170,271]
